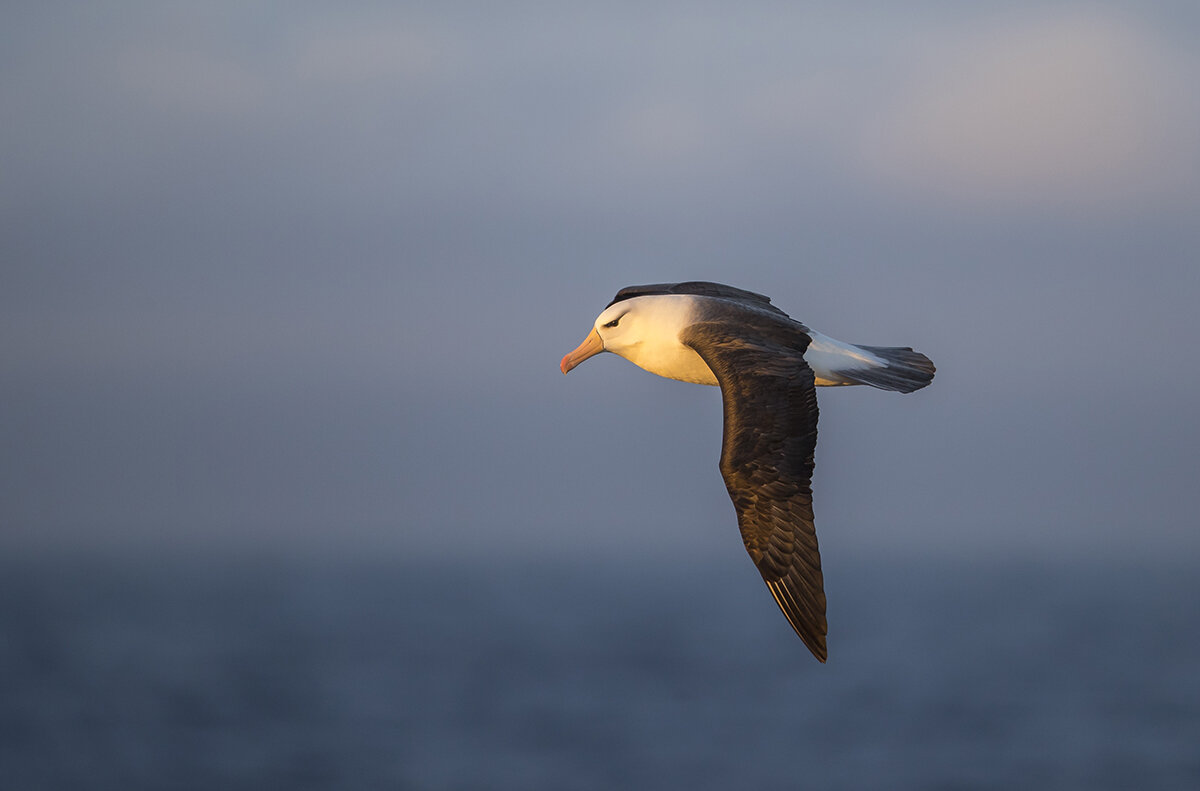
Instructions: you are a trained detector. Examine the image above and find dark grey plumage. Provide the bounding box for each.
[608,281,790,317]
[678,296,828,661]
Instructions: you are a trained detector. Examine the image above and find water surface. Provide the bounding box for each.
[2,553,1196,789]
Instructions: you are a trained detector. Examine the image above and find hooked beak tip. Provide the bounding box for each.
[560,328,604,376]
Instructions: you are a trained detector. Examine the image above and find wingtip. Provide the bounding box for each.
[805,635,829,663]
[764,577,829,663]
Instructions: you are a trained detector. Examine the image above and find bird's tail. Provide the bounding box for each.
[836,345,935,393]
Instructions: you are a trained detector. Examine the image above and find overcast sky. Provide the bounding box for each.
[3,2,1198,565]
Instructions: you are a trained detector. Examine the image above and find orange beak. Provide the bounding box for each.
[560,327,604,374]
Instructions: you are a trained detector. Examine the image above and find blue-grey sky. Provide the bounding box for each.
[3,2,1198,563]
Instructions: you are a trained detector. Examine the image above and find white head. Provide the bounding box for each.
[560,295,713,383]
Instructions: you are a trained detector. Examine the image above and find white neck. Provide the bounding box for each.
[609,295,719,386]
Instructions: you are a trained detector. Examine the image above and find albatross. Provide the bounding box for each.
[560,281,935,662]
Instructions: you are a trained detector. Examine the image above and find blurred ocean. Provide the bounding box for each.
[1,552,1197,790]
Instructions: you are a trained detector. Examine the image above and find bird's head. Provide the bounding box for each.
[560,301,648,374]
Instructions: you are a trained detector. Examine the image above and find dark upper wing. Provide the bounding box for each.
[608,281,789,317]
[681,314,827,662]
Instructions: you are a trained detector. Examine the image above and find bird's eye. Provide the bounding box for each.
[603,318,620,328]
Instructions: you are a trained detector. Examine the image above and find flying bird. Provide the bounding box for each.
[560,281,935,662]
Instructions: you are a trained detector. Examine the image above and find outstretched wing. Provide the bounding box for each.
[608,281,790,317]
[682,314,827,662]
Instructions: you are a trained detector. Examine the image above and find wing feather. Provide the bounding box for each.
[682,315,828,662]
[608,281,789,316]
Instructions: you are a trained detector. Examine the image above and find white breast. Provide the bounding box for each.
[627,342,719,385]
